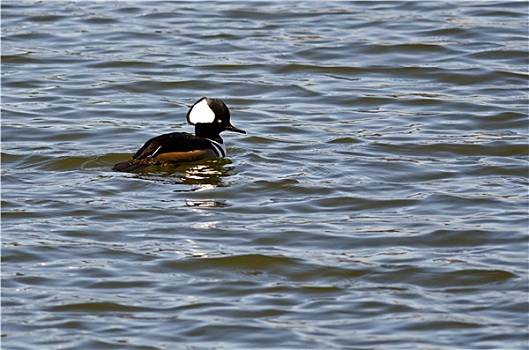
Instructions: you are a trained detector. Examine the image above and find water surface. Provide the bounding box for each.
[2,1,528,349]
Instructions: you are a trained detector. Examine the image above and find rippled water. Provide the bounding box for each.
[2,1,528,349]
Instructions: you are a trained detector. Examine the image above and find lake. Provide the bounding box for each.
[2,1,528,349]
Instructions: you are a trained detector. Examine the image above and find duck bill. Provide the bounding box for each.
[224,124,246,134]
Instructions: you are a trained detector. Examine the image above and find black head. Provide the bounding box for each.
[186,97,245,139]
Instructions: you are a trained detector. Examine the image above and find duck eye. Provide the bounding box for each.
[217,119,222,123]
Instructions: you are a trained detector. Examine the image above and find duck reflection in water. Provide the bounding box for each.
[182,161,233,207]
[133,159,234,196]
[182,161,232,188]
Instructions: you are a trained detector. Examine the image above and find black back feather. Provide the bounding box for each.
[132,132,214,160]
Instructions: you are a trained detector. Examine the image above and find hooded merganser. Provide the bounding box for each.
[112,97,246,172]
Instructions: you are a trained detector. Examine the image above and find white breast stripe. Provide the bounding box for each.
[148,145,163,158]
[206,139,226,157]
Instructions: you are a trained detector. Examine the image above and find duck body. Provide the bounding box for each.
[112,132,224,172]
[112,97,245,172]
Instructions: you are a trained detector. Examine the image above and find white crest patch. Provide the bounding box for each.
[188,99,215,124]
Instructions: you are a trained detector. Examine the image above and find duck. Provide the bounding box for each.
[112,97,245,172]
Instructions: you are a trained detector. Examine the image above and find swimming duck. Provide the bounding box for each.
[112,97,245,172]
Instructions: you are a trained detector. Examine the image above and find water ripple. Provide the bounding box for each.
[2,1,528,349]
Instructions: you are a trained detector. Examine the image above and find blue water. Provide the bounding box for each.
[2,1,528,349]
